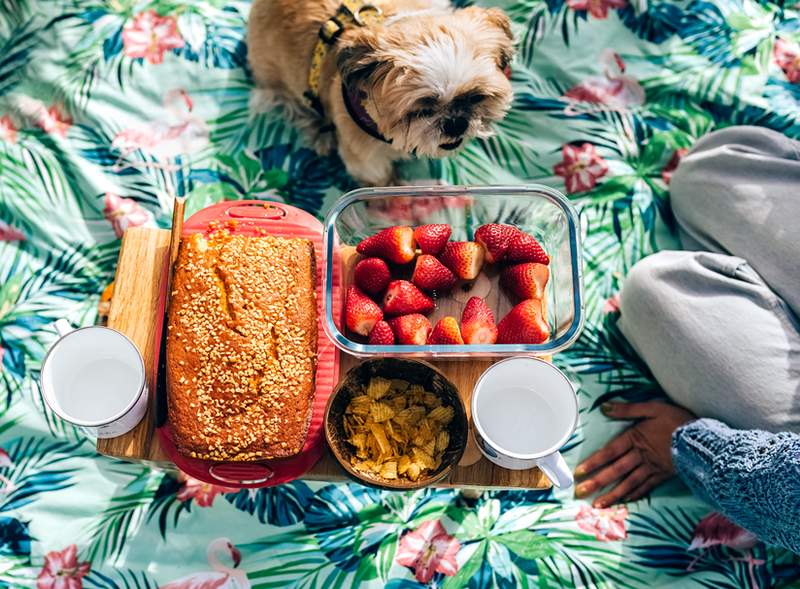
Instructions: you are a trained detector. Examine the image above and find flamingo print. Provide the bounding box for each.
[687,512,763,589]
[111,88,209,172]
[564,49,645,115]
[160,537,249,589]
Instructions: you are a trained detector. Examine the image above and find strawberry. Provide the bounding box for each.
[428,316,464,345]
[474,223,519,264]
[356,226,415,264]
[389,314,432,345]
[438,241,485,280]
[353,257,391,297]
[460,296,498,344]
[496,299,550,344]
[383,280,435,316]
[411,254,457,292]
[368,320,395,345]
[413,224,451,255]
[345,286,383,336]
[506,232,550,265]
[500,263,550,300]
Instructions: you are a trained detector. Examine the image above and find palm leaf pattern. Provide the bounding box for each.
[1,0,800,586]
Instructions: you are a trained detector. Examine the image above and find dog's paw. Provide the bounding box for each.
[248,88,280,115]
[309,130,337,157]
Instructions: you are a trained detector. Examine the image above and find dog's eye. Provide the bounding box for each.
[469,93,487,104]
[498,54,510,70]
[410,109,435,119]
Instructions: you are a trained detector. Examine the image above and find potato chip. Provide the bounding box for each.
[388,395,407,412]
[379,461,398,479]
[390,379,409,392]
[348,395,371,415]
[428,405,454,424]
[435,430,450,453]
[343,379,456,482]
[412,447,435,470]
[367,377,392,400]
[398,454,411,474]
[408,384,425,395]
[368,422,392,456]
[370,401,395,423]
[421,438,436,458]
[422,392,441,407]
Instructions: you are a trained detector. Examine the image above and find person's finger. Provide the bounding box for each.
[574,431,633,478]
[601,401,668,420]
[574,448,642,498]
[591,464,654,508]
[623,473,672,503]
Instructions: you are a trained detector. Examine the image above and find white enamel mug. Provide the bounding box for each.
[40,320,148,438]
[471,356,578,488]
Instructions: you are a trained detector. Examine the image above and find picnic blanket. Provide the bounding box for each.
[1,0,799,587]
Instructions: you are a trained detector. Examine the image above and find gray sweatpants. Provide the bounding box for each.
[618,126,800,433]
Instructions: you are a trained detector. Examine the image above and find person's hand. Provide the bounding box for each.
[574,401,695,507]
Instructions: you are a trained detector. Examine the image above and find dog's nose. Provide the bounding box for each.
[442,117,468,137]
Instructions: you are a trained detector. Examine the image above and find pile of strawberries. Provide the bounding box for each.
[344,223,551,346]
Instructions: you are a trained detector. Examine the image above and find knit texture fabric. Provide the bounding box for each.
[673,418,800,553]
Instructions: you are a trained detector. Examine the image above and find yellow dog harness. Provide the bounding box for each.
[304,0,384,119]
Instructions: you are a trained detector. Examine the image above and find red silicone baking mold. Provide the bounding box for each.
[153,200,341,488]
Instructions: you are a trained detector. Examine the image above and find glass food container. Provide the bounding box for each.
[323,185,584,358]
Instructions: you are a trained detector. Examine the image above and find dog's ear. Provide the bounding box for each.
[483,7,513,42]
[464,7,514,70]
[336,28,388,88]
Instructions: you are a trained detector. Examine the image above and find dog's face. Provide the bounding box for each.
[337,7,514,157]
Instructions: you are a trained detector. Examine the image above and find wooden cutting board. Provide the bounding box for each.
[97,226,550,489]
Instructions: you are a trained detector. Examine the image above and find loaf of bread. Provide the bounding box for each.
[166,230,318,461]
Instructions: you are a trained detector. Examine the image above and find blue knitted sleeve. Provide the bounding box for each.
[672,418,800,554]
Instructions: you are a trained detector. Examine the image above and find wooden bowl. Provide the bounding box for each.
[324,358,468,490]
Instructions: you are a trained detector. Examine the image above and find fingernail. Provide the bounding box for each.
[575,483,592,498]
[574,465,586,477]
[600,402,614,415]
[593,499,607,508]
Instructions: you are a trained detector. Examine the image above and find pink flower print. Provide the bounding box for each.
[567,0,627,19]
[553,143,609,194]
[0,115,17,143]
[103,193,151,238]
[122,10,185,65]
[774,38,800,84]
[175,474,237,508]
[37,106,72,138]
[36,545,90,589]
[575,504,628,541]
[689,512,758,552]
[395,520,461,583]
[661,148,688,184]
[0,220,25,242]
[603,293,620,314]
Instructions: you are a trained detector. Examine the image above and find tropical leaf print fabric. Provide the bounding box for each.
[1,0,799,587]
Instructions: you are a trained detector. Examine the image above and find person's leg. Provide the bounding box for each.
[670,126,800,316]
[617,250,800,433]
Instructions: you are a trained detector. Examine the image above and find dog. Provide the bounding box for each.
[247,0,514,185]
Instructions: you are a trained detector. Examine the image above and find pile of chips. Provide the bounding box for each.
[343,377,454,481]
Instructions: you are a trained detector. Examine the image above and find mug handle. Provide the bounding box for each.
[54,319,74,337]
[536,451,573,489]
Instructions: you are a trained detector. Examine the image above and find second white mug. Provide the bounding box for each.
[471,356,578,488]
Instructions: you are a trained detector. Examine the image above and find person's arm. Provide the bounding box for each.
[672,418,800,554]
